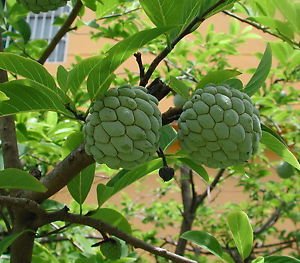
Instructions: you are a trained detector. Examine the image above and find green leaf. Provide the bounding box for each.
[223,78,244,90]
[67,56,101,95]
[159,124,177,151]
[67,163,95,205]
[96,0,120,18]
[0,168,47,192]
[196,70,241,89]
[63,131,84,151]
[140,0,238,42]
[0,230,31,255]
[97,159,162,206]
[261,124,286,145]
[87,27,172,99]
[252,257,264,263]
[0,53,56,89]
[226,210,253,260]
[56,65,69,92]
[181,231,225,261]
[261,130,300,170]
[169,76,190,99]
[244,44,272,96]
[264,256,300,263]
[33,242,60,263]
[92,208,132,234]
[0,79,72,117]
[179,158,209,182]
[0,91,9,101]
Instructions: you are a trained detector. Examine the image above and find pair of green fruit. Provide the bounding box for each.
[84,84,262,169]
[17,0,67,13]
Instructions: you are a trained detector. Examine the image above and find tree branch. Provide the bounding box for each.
[0,196,45,216]
[38,0,83,64]
[223,11,300,49]
[254,206,282,235]
[35,208,197,263]
[140,0,227,86]
[196,168,225,205]
[23,145,94,203]
[0,36,22,170]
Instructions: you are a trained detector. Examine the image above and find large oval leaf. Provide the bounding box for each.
[0,79,72,117]
[196,70,241,89]
[97,159,162,206]
[0,168,47,192]
[264,256,300,263]
[92,208,132,234]
[67,163,95,205]
[226,210,253,260]
[179,158,209,182]
[181,231,224,261]
[87,27,172,99]
[261,130,300,170]
[0,53,56,89]
[244,44,272,96]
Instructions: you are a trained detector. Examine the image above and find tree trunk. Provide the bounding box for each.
[175,213,195,255]
[0,34,36,263]
[10,210,36,263]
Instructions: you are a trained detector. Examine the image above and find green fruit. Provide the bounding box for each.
[178,84,262,168]
[17,0,68,13]
[174,94,188,108]
[276,162,295,179]
[84,85,162,169]
[100,238,122,260]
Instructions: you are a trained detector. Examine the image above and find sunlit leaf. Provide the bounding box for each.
[0,53,56,89]
[226,210,253,260]
[261,131,300,170]
[245,44,272,96]
[0,80,72,117]
[181,231,225,261]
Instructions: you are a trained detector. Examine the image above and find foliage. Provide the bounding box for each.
[0,0,299,263]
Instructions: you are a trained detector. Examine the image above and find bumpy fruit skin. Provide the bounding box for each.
[84,85,162,169]
[178,85,262,168]
[17,0,68,13]
[276,162,295,179]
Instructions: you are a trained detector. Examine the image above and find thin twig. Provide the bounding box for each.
[134,52,145,81]
[223,11,300,49]
[196,169,225,205]
[96,7,141,21]
[38,0,83,64]
[140,0,227,86]
[254,206,282,235]
[36,208,197,263]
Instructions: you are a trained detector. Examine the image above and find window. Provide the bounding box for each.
[3,5,71,62]
[26,5,71,62]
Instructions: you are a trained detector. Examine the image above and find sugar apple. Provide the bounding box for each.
[83,85,162,169]
[178,84,262,168]
[17,0,68,13]
[276,162,295,179]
